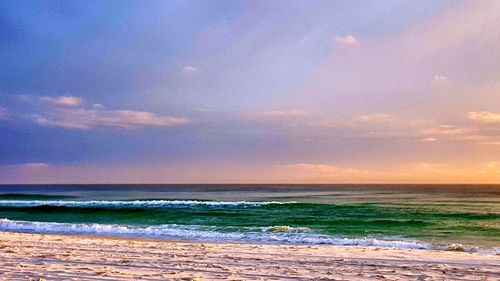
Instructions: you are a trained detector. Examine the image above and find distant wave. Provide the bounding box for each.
[0,194,75,200]
[0,218,432,250]
[0,200,297,208]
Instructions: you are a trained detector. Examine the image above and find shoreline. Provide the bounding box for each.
[4,217,498,253]
[1,231,499,280]
[0,228,497,254]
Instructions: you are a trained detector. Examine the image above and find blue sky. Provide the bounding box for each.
[1,0,499,183]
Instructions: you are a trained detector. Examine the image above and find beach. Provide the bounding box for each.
[1,232,499,281]
[2,0,500,280]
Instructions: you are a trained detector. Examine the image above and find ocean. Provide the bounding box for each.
[0,184,498,253]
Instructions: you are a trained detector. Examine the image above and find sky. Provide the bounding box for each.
[1,0,499,184]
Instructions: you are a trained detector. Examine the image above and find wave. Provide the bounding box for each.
[0,199,297,208]
[0,218,432,250]
[264,225,312,233]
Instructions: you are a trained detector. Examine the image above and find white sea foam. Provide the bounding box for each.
[479,247,500,255]
[0,218,432,250]
[263,225,312,233]
[0,200,296,208]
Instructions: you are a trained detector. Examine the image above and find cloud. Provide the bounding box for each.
[41,96,83,107]
[422,137,437,142]
[418,121,500,147]
[478,141,500,146]
[246,109,436,141]
[354,113,392,123]
[31,108,188,130]
[92,103,105,109]
[280,163,370,174]
[0,107,7,119]
[6,94,190,130]
[181,66,199,74]
[29,97,189,130]
[275,161,500,183]
[434,75,447,81]
[257,109,307,118]
[335,35,357,45]
[21,163,49,169]
[284,1,500,124]
[422,125,474,136]
[421,124,493,142]
[468,111,500,124]
[398,162,477,181]
[276,163,397,183]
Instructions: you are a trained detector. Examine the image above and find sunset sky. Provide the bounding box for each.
[1,0,499,183]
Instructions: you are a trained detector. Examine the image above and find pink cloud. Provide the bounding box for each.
[31,108,188,130]
[42,96,83,107]
[0,107,7,119]
[335,35,357,45]
[468,111,500,124]
[354,114,392,123]
[257,109,307,118]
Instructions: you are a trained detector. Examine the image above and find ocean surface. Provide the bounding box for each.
[0,184,498,253]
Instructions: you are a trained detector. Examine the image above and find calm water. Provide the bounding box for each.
[0,184,498,252]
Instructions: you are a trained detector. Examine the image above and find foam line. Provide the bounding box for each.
[0,218,433,250]
[0,200,297,208]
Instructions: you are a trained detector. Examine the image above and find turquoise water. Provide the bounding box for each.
[0,184,498,252]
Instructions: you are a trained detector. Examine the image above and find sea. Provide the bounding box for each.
[0,184,498,253]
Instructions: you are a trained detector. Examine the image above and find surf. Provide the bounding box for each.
[0,199,297,208]
[0,218,433,250]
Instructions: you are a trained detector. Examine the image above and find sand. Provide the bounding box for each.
[0,232,499,280]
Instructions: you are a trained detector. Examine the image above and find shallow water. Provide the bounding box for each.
[0,184,498,252]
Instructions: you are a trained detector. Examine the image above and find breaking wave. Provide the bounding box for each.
[0,200,296,208]
[0,218,432,250]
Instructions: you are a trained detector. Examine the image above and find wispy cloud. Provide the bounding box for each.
[421,124,491,142]
[275,161,500,183]
[279,163,381,175]
[247,110,434,140]
[276,163,397,183]
[478,141,500,146]
[468,111,500,124]
[26,96,189,130]
[21,163,50,169]
[416,111,500,148]
[335,35,357,45]
[422,125,475,136]
[31,107,188,130]
[256,109,307,118]
[41,96,83,107]
[354,113,392,123]
[0,107,7,119]
[422,137,437,142]
[181,66,199,74]
[434,75,447,81]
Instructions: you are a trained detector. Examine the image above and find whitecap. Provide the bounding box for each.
[0,199,297,208]
[0,218,433,250]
